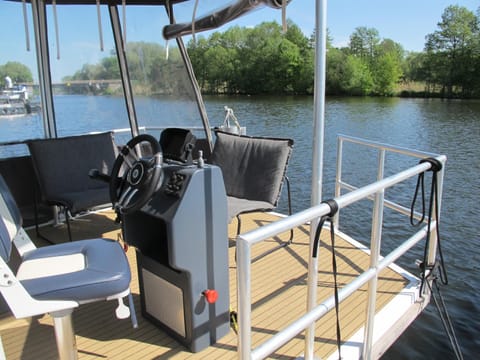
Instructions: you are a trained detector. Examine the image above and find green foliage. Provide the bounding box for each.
[344,55,374,96]
[372,52,402,96]
[349,27,380,62]
[325,27,403,96]
[187,21,314,95]
[0,61,33,85]
[61,6,480,98]
[423,5,480,97]
[65,42,188,96]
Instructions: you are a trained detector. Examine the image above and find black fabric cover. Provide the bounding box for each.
[27,132,117,213]
[210,131,293,221]
[159,128,197,163]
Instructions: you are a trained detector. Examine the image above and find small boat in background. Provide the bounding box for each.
[1,76,39,116]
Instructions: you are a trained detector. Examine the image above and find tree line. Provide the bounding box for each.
[2,5,479,99]
[187,4,480,98]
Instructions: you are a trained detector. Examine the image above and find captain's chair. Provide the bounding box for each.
[27,132,118,242]
[0,174,136,359]
[210,131,294,259]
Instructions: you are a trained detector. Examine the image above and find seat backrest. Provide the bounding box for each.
[0,156,52,227]
[27,132,118,199]
[210,131,293,206]
[0,174,22,262]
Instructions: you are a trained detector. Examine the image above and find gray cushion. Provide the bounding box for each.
[20,238,131,302]
[48,188,111,214]
[226,196,273,222]
[27,132,117,213]
[210,131,293,221]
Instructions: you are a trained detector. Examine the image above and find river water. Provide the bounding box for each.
[207,96,480,359]
[208,96,480,360]
[1,95,479,358]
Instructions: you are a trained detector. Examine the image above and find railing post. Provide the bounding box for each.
[304,218,321,360]
[237,236,252,360]
[334,136,343,229]
[362,149,386,359]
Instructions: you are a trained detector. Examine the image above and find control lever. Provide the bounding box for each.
[89,168,111,183]
[185,143,194,165]
[197,150,204,168]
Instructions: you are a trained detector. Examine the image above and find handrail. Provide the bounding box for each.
[335,134,442,225]
[236,135,446,360]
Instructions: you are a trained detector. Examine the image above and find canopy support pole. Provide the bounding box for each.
[109,4,139,138]
[305,0,328,359]
[31,0,57,138]
[165,3,214,151]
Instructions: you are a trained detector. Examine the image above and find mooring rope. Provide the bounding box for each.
[426,266,464,360]
[410,157,447,294]
[410,158,462,358]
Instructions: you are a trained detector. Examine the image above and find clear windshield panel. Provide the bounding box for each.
[125,6,205,140]
[0,1,207,158]
[48,4,130,141]
[0,0,43,158]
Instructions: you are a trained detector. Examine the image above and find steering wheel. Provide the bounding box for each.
[110,134,163,215]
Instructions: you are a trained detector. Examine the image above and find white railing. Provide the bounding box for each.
[236,135,446,360]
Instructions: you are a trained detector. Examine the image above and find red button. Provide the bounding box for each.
[203,289,218,304]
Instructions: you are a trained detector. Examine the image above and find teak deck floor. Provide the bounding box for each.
[0,210,410,359]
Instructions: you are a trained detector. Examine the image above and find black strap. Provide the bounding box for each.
[312,199,341,359]
[312,199,338,258]
[410,170,426,226]
[410,158,447,294]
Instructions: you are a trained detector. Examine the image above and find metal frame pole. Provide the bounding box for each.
[31,0,56,138]
[362,149,386,359]
[109,4,139,138]
[305,0,328,358]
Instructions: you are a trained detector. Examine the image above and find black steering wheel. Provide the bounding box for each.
[110,134,163,215]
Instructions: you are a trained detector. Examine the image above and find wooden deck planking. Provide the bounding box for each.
[0,210,410,359]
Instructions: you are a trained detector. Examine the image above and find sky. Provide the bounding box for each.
[1,0,479,82]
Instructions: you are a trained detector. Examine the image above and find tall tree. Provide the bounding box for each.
[372,52,402,95]
[187,21,314,95]
[347,28,403,95]
[424,5,479,97]
[285,21,314,94]
[372,39,404,95]
[349,27,380,62]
